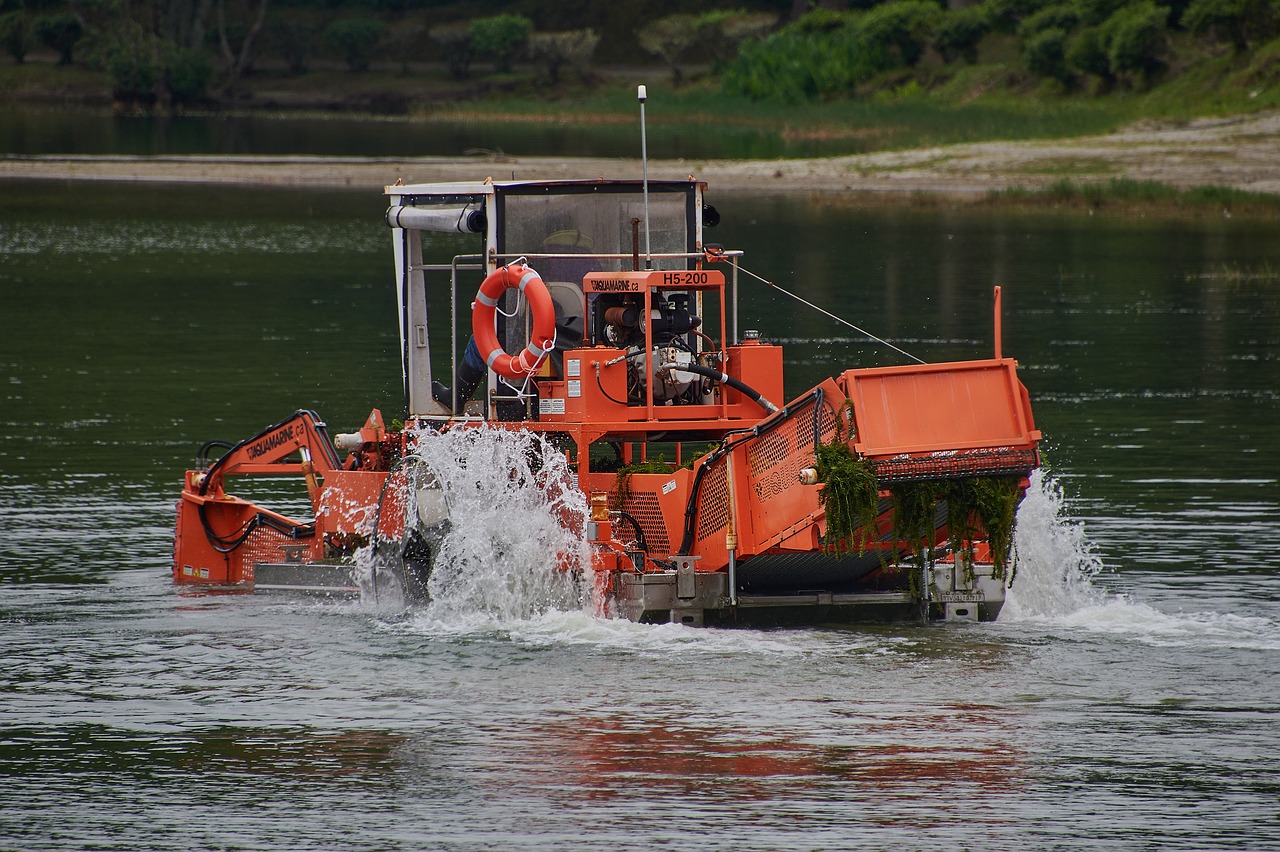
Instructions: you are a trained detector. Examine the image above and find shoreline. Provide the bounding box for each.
[3,110,1279,197]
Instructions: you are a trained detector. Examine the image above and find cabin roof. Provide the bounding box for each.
[385,177,704,197]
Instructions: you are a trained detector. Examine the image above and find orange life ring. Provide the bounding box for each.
[471,263,557,380]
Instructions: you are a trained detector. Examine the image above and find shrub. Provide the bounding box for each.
[694,9,777,69]
[933,6,990,63]
[1023,25,1072,82]
[979,0,1053,33]
[0,10,28,63]
[106,40,157,106]
[468,13,530,73]
[1017,3,1079,37]
[1065,25,1113,83]
[164,45,213,106]
[527,28,599,84]
[1072,0,1129,26]
[722,12,875,101]
[430,21,472,80]
[1102,0,1169,86]
[33,13,81,64]
[856,0,942,68]
[324,16,382,72]
[637,13,700,85]
[1183,0,1279,52]
[268,17,314,75]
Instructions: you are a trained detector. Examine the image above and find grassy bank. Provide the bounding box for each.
[5,32,1280,160]
[984,177,1280,216]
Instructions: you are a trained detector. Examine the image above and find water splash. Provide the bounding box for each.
[1001,469,1107,620]
[382,425,592,630]
[1002,471,1280,650]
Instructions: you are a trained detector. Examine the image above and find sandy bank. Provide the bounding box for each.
[3,111,1279,196]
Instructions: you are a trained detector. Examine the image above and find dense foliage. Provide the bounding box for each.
[468,13,530,73]
[2,0,1278,111]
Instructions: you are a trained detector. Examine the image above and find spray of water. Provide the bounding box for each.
[1001,470,1280,650]
[379,425,592,630]
[1001,469,1107,620]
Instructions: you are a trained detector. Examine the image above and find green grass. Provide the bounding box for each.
[423,80,1145,161]
[986,177,1280,215]
[6,31,1280,167]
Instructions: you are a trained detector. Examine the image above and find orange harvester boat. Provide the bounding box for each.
[173,178,1041,624]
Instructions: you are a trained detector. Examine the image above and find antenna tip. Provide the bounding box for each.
[637,84,647,102]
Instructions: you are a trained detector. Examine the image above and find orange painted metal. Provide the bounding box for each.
[173,409,398,587]
[173,206,1041,606]
[841,359,1040,459]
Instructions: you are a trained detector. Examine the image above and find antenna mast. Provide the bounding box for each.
[638,84,652,269]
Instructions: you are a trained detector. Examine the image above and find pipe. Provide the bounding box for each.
[638,84,652,269]
[725,453,740,608]
[994,285,1003,359]
[386,205,486,234]
[660,363,778,413]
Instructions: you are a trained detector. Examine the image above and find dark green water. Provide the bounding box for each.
[2,106,833,159]
[1,180,1278,849]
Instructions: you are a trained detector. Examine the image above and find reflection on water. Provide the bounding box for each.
[1,181,1279,849]
[0,107,851,160]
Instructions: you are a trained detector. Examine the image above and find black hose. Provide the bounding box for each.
[595,363,630,406]
[199,409,339,496]
[614,510,649,553]
[194,409,336,552]
[197,440,235,469]
[664,363,778,413]
[197,504,314,554]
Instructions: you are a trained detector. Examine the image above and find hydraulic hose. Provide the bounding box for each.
[659,363,778,413]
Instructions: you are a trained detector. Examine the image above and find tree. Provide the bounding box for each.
[1065,25,1114,86]
[527,29,600,85]
[1183,0,1279,52]
[979,0,1053,33]
[106,27,158,107]
[430,21,473,80]
[1017,3,1078,38]
[165,44,213,106]
[324,17,382,72]
[0,10,29,63]
[1073,0,1128,26]
[217,0,269,95]
[694,9,777,69]
[33,13,82,65]
[155,0,215,54]
[267,16,312,75]
[637,13,700,85]
[1102,0,1169,87]
[469,13,531,74]
[382,20,426,76]
[933,6,990,64]
[95,0,215,108]
[1018,4,1077,83]
[856,0,942,69]
[1023,26,1072,83]
[721,11,876,101]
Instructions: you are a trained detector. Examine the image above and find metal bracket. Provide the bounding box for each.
[672,555,701,599]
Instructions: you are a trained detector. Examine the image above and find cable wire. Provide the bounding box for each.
[734,262,926,365]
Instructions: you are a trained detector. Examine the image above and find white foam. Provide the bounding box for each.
[1001,469,1107,620]
[1001,471,1280,650]
[369,425,591,623]
[390,606,903,659]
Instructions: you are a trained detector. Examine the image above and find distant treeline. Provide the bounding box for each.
[0,0,1275,109]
